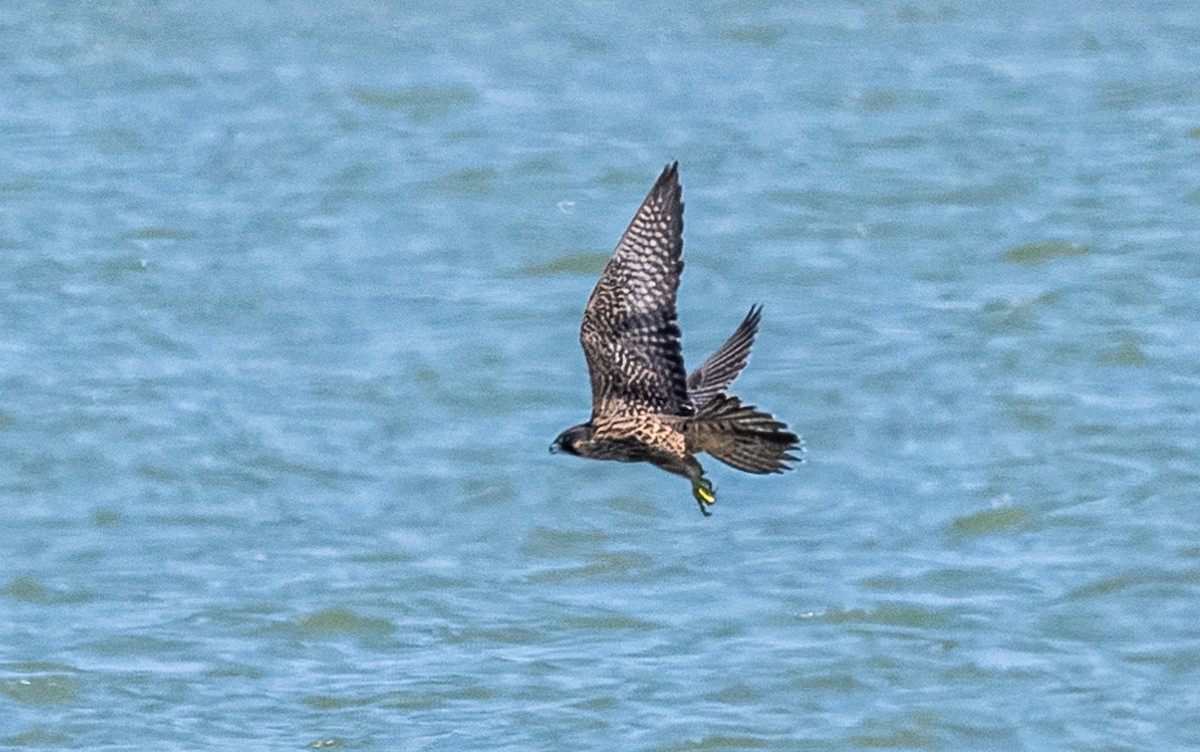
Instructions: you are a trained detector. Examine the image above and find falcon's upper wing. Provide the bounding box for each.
[580,162,691,418]
[687,305,761,408]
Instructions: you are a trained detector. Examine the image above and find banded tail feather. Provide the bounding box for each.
[685,393,801,474]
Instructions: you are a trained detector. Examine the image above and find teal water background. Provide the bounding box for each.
[4,2,1200,749]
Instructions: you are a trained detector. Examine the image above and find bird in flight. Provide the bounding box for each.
[551,162,800,515]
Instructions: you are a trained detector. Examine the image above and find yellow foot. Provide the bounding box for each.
[692,476,715,516]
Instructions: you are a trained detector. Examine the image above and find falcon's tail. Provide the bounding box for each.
[684,394,802,474]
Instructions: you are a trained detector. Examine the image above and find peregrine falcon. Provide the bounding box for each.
[551,162,801,515]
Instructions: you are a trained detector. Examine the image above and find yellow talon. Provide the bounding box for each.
[692,475,716,515]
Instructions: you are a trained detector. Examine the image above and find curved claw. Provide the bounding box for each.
[692,476,715,516]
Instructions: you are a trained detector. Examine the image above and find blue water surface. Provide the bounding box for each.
[3,2,1200,749]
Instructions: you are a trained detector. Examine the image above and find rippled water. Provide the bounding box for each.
[4,2,1200,749]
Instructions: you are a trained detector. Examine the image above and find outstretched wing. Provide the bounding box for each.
[687,305,761,408]
[580,162,691,418]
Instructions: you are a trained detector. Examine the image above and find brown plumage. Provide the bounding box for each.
[551,162,801,515]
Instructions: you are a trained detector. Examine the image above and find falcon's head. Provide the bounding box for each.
[550,423,595,456]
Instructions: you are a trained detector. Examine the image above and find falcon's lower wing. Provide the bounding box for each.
[687,305,761,408]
